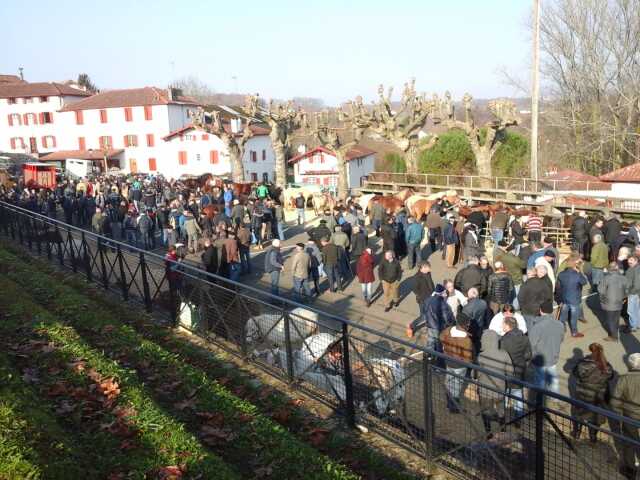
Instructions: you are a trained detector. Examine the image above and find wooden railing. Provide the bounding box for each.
[366,172,612,193]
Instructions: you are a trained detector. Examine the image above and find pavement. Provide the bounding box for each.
[178,208,640,397]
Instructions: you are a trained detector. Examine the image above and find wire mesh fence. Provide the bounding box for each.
[1,199,640,480]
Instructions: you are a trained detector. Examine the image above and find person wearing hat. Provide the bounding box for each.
[308,219,331,249]
[407,284,455,352]
[356,247,376,307]
[442,215,459,268]
[231,199,244,225]
[291,243,312,301]
[556,258,588,337]
[264,238,284,296]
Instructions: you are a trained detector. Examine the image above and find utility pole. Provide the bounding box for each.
[531,0,541,183]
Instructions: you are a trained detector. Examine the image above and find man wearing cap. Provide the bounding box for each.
[535,249,557,290]
[231,199,245,225]
[291,243,312,301]
[407,284,455,351]
[378,250,402,312]
[321,238,342,292]
[442,215,459,268]
[308,219,331,249]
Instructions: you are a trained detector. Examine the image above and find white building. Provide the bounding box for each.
[54,86,199,173]
[160,123,276,181]
[288,145,376,190]
[0,82,91,155]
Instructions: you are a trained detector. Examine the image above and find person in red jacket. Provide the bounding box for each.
[356,247,376,307]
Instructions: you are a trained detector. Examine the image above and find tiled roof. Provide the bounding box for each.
[288,145,376,164]
[0,82,91,99]
[542,169,610,191]
[301,170,337,175]
[59,87,199,111]
[162,123,270,141]
[543,169,600,182]
[0,74,25,85]
[599,162,640,182]
[39,149,124,161]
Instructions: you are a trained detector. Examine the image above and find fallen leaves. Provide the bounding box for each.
[155,465,185,480]
[200,425,236,446]
[47,381,69,397]
[271,408,291,426]
[174,397,197,411]
[307,428,330,448]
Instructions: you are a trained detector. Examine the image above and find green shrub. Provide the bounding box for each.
[492,131,529,177]
[418,129,475,174]
[376,152,406,173]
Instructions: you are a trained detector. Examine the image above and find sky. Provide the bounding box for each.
[1,0,532,105]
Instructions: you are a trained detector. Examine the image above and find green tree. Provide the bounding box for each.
[417,129,530,177]
[418,129,474,174]
[376,152,406,173]
[492,131,529,177]
[76,73,98,93]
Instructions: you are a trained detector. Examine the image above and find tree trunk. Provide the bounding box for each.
[336,150,350,201]
[475,148,492,178]
[273,142,287,187]
[230,150,245,182]
[405,145,419,174]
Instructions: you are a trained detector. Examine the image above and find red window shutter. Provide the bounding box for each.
[202,134,209,140]
[144,105,152,120]
[107,136,112,148]
[76,111,84,125]
[41,136,47,148]
[10,138,15,149]
[23,114,28,125]
[123,135,129,147]
[146,134,154,147]
[7,114,13,126]
[39,112,45,124]
[148,157,157,171]
[210,150,219,164]
[100,109,107,123]
[78,137,86,150]
[49,112,54,123]
[178,151,187,165]
[52,136,57,148]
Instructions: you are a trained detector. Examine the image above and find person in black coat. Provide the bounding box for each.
[603,214,622,246]
[350,225,367,267]
[380,217,396,254]
[499,316,532,417]
[413,262,435,314]
[201,238,219,275]
[571,212,590,259]
[454,257,485,296]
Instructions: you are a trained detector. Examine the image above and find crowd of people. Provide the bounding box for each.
[3,172,640,477]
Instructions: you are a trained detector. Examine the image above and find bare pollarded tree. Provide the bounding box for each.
[342,79,433,173]
[441,95,520,178]
[244,95,308,187]
[189,107,253,182]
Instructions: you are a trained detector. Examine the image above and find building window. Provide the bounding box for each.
[23,113,37,125]
[309,155,314,164]
[99,136,112,149]
[178,151,187,165]
[320,154,325,164]
[144,105,153,121]
[250,172,258,182]
[209,150,219,164]
[24,97,33,104]
[146,134,154,147]
[10,137,24,149]
[262,149,266,161]
[129,159,138,173]
[124,135,138,147]
[124,107,133,122]
[262,172,269,183]
[39,112,53,124]
[250,151,257,162]
[202,134,209,140]
[8,113,21,126]
[39,96,48,103]
[148,157,157,171]
[41,136,56,148]
[357,158,363,167]
[100,109,108,123]
[7,98,16,105]
[183,134,196,141]
[78,137,86,150]
[75,110,84,125]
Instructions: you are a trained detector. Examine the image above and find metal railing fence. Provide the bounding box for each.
[1,200,640,480]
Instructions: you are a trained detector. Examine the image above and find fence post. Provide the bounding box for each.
[33,218,42,255]
[9,211,16,239]
[81,231,92,281]
[138,251,153,312]
[67,228,77,273]
[535,391,545,480]
[55,225,64,265]
[116,245,128,300]
[98,237,108,289]
[422,352,435,464]
[45,222,52,260]
[340,322,356,428]
[283,312,295,382]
